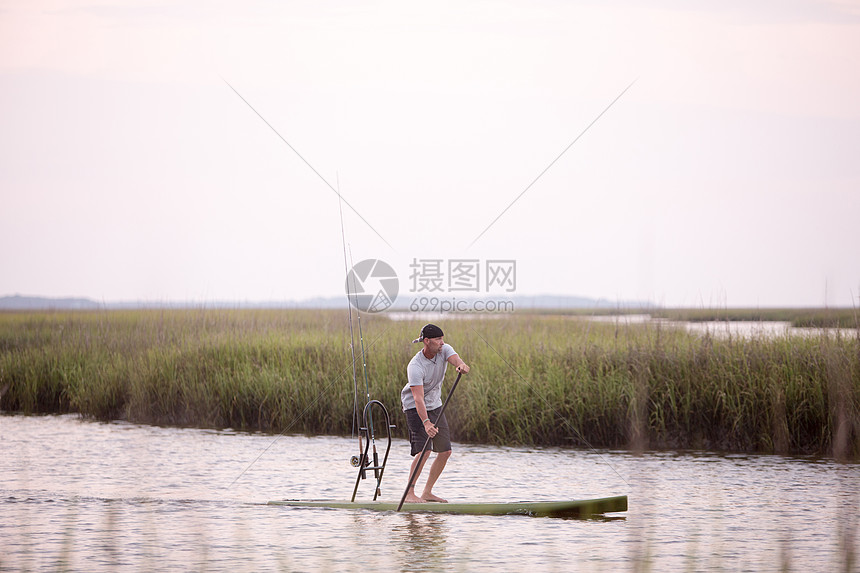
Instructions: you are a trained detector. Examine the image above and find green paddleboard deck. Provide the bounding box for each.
[268,495,627,518]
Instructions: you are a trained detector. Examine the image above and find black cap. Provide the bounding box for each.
[412,323,444,343]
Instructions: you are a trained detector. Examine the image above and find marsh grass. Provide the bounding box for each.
[1,309,858,456]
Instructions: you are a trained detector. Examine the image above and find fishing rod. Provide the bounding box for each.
[338,183,392,500]
[397,370,464,511]
[346,246,390,499]
[345,243,377,471]
[337,177,363,462]
[227,331,388,488]
[220,80,398,490]
[344,254,397,500]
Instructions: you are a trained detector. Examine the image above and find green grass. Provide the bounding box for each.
[1,309,858,457]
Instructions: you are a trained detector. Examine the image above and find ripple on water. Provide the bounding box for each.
[1,414,857,572]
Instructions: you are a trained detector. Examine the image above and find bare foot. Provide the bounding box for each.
[421,493,447,503]
[404,493,426,503]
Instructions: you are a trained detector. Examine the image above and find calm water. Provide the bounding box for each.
[586,314,859,339]
[391,311,859,340]
[1,414,857,572]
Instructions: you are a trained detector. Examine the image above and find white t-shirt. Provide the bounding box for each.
[400,343,458,411]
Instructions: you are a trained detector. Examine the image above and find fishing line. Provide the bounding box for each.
[231,178,386,487]
[221,77,399,489]
[467,78,638,249]
[468,325,632,489]
[220,76,394,251]
[227,325,391,488]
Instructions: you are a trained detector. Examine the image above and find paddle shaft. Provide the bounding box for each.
[397,370,463,511]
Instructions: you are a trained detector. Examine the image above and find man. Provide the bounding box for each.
[400,323,469,503]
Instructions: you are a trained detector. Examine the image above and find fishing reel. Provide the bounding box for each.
[350,455,371,468]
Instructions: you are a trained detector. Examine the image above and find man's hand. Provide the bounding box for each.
[423,418,438,437]
[456,363,470,374]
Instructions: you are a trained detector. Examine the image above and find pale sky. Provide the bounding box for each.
[2,0,859,307]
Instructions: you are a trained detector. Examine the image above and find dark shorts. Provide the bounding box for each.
[405,407,452,456]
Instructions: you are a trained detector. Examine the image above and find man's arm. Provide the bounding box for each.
[448,354,470,373]
[410,384,439,437]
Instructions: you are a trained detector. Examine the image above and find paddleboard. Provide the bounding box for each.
[268,495,627,518]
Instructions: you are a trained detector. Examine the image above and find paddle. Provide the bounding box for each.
[397,370,464,511]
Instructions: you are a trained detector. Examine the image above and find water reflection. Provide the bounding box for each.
[392,513,450,571]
